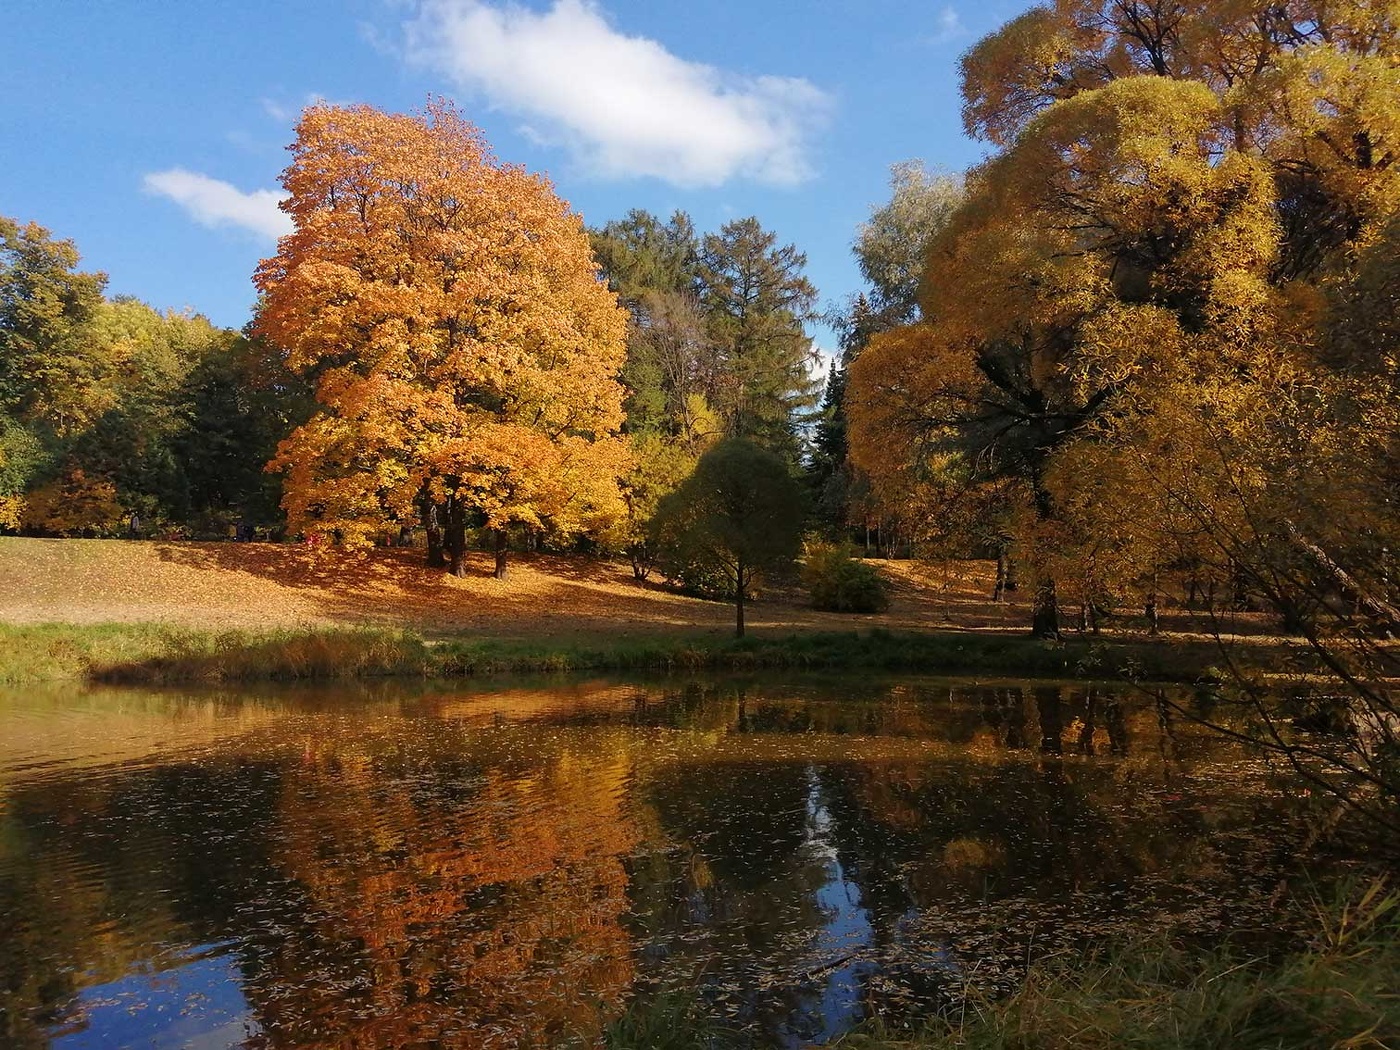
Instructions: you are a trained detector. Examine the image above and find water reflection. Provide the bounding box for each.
[0,676,1310,1048]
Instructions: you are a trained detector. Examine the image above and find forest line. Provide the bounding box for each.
[1,0,1397,657]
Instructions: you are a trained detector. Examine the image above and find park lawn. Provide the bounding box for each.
[0,536,1287,684]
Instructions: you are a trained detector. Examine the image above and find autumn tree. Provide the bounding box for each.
[0,218,110,437]
[814,163,963,540]
[1,216,283,539]
[849,0,1400,638]
[649,438,805,637]
[0,218,108,527]
[256,102,630,578]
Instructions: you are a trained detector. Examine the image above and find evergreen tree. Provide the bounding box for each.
[699,217,819,456]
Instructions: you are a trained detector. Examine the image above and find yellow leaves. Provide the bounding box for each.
[960,5,1099,145]
[846,323,968,515]
[0,493,23,531]
[21,468,124,537]
[432,424,632,536]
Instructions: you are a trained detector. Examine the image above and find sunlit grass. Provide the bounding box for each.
[0,623,427,683]
[842,883,1400,1049]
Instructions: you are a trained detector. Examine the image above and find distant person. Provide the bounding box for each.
[128,512,140,538]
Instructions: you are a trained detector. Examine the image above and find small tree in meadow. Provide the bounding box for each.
[650,439,804,637]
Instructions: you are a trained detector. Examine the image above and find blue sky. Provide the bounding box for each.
[2,0,1024,350]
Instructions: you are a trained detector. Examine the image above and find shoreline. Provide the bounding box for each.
[0,621,1259,687]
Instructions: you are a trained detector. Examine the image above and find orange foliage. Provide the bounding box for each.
[255,101,630,548]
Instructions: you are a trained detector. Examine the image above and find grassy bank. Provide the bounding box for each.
[0,622,1243,686]
[606,884,1400,1050]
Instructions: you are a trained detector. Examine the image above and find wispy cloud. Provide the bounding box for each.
[259,97,298,123]
[260,93,355,124]
[402,0,830,187]
[925,6,966,45]
[143,169,291,241]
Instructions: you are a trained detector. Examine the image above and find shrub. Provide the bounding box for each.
[802,542,890,613]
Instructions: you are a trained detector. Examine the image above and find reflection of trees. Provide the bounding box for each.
[1,719,646,1049]
[0,763,286,1048]
[0,676,1318,1048]
[628,683,1313,1036]
[249,736,641,1049]
[823,688,1292,902]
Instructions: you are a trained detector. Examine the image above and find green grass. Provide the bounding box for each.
[0,622,1238,685]
[0,623,429,684]
[840,882,1400,1050]
[605,884,1400,1050]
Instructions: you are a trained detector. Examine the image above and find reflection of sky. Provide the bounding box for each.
[789,766,877,1047]
[52,948,257,1050]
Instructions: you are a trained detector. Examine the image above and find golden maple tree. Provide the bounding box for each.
[255,101,630,577]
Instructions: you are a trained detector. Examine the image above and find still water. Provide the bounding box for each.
[0,674,1315,1048]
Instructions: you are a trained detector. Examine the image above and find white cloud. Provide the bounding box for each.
[926,6,966,44]
[402,0,830,187]
[143,169,292,241]
[809,343,839,384]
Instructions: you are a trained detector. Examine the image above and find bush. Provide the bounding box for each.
[803,542,890,613]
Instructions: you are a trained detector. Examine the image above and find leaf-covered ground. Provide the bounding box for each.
[0,537,1275,642]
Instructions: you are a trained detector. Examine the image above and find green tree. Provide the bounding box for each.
[0,217,109,436]
[174,332,314,531]
[590,209,699,306]
[852,161,963,331]
[590,209,708,437]
[650,438,805,637]
[699,218,820,454]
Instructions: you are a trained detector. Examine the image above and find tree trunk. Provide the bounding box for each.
[423,493,446,569]
[628,543,651,581]
[1029,480,1060,638]
[1145,577,1160,635]
[1035,686,1064,754]
[735,555,746,639]
[1031,577,1061,639]
[1078,687,1097,755]
[1231,559,1250,611]
[993,550,1007,602]
[493,528,508,580]
[445,498,467,578]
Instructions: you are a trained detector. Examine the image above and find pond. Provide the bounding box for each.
[0,674,1319,1048]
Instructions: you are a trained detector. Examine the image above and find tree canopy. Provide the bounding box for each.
[649,438,805,637]
[0,217,293,538]
[256,101,631,577]
[848,0,1400,637]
